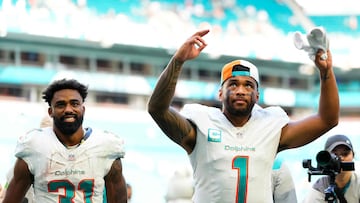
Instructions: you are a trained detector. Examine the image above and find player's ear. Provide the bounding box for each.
[255,89,259,101]
[218,87,223,101]
[48,107,53,117]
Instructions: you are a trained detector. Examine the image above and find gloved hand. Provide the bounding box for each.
[293,27,329,61]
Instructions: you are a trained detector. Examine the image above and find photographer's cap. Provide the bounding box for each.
[325,134,353,152]
[220,60,259,86]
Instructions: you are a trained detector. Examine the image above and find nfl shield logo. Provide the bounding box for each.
[68,154,75,161]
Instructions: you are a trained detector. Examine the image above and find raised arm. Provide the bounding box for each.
[104,158,127,203]
[2,158,33,203]
[147,29,209,154]
[279,49,339,151]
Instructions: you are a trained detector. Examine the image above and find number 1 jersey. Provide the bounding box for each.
[181,103,289,203]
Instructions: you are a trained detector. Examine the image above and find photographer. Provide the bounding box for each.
[303,134,360,203]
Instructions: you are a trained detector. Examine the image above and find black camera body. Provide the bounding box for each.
[315,150,354,173]
[303,150,354,180]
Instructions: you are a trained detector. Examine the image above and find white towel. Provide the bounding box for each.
[293,27,329,61]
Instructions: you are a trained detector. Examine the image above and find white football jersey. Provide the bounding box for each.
[181,103,289,203]
[15,127,125,203]
[272,157,298,203]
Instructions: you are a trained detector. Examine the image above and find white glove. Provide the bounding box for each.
[293,27,329,61]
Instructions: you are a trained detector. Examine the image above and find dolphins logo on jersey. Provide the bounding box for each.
[208,128,222,142]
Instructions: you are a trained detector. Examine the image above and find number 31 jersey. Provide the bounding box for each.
[14,127,125,203]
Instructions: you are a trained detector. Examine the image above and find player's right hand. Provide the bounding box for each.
[174,29,209,63]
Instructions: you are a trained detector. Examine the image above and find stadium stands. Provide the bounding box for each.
[1,0,359,67]
[0,1,359,202]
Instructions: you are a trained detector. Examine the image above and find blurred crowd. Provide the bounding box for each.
[0,0,299,60]
[1,0,359,67]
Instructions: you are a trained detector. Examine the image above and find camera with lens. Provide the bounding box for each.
[303,150,354,180]
[303,150,355,202]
